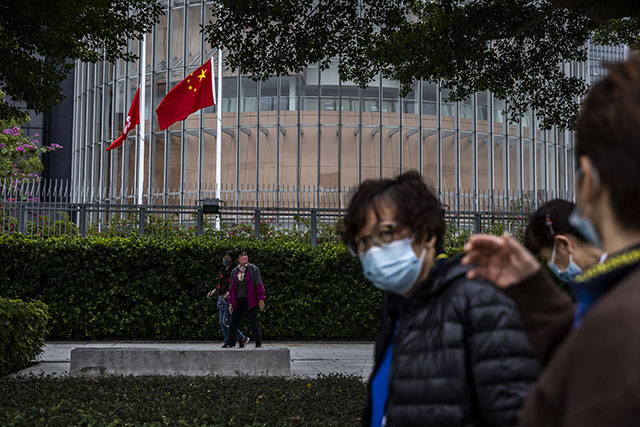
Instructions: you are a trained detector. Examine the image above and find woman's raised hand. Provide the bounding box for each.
[462,233,540,288]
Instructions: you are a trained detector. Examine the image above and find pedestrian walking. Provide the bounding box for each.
[227,249,265,348]
[524,199,606,327]
[463,54,640,427]
[207,250,249,348]
[342,171,539,426]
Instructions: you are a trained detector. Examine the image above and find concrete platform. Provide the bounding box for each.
[9,341,374,379]
[70,346,291,377]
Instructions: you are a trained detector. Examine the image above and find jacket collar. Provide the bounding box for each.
[411,253,470,302]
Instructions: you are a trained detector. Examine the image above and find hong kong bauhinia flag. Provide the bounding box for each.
[156,59,215,130]
[106,87,140,151]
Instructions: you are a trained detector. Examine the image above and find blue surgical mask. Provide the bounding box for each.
[359,238,426,294]
[547,242,583,283]
[222,258,231,267]
[569,209,602,248]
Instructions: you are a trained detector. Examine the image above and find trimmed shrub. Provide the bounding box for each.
[0,234,466,341]
[0,374,367,426]
[0,297,49,376]
[0,235,375,340]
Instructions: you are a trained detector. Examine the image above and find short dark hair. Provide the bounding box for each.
[524,199,586,255]
[576,53,640,232]
[236,248,248,258]
[224,250,237,262]
[341,171,445,250]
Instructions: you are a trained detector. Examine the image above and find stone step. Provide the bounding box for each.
[70,347,290,377]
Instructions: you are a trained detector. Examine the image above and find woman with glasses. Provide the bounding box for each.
[342,171,539,427]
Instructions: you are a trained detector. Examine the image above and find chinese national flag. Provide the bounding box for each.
[106,87,140,151]
[156,59,215,130]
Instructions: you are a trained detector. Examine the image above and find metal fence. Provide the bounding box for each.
[1,178,571,247]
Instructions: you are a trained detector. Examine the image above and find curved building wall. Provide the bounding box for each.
[71,0,578,209]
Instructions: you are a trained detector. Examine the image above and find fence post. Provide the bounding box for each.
[18,204,26,234]
[310,209,317,247]
[254,209,261,239]
[139,206,146,235]
[197,206,203,236]
[473,212,482,234]
[78,204,87,237]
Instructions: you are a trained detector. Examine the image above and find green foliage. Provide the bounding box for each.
[0,234,382,340]
[0,297,49,376]
[0,1,163,119]
[0,374,367,426]
[4,210,345,243]
[207,0,640,129]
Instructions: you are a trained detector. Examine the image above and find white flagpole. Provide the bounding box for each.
[215,51,223,230]
[137,33,146,205]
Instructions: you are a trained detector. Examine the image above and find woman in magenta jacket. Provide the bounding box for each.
[227,248,266,348]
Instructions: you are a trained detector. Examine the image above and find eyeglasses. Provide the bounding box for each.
[346,222,405,257]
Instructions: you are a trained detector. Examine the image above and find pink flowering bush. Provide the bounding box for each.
[0,123,62,181]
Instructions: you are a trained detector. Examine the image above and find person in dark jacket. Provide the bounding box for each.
[524,199,605,284]
[523,199,606,328]
[227,249,266,348]
[207,250,249,348]
[463,54,640,427]
[342,171,539,427]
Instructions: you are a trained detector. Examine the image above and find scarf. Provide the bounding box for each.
[237,263,248,281]
[571,244,640,328]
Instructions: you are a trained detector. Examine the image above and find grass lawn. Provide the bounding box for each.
[0,374,367,426]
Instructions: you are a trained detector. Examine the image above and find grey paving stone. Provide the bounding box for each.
[14,341,374,380]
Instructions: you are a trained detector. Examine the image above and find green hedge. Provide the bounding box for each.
[0,375,367,426]
[0,297,50,376]
[0,234,387,340]
[0,234,465,341]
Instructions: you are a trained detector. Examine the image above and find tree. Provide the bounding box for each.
[205,0,640,129]
[0,0,163,122]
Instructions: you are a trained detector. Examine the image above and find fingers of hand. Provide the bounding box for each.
[464,234,504,253]
[462,249,500,267]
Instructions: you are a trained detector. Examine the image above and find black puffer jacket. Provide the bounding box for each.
[363,255,540,426]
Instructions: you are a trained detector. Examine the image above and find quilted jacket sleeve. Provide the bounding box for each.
[460,278,541,427]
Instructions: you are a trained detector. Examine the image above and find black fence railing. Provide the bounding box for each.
[1,178,570,246]
[1,201,534,247]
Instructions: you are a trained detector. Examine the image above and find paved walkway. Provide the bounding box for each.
[13,341,375,379]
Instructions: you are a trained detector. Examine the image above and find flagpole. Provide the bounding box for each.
[137,33,146,205]
[215,51,223,230]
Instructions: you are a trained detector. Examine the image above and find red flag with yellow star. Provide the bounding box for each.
[156,59,215,130]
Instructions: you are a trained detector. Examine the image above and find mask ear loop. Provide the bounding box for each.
[576,165,601,213]
[550,240,558,266]
[546,214,559,265]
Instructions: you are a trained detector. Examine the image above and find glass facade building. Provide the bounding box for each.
[587,40,627,85]
[71,0,582,209]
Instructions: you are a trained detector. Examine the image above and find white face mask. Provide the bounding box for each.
[359,238,426,294]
